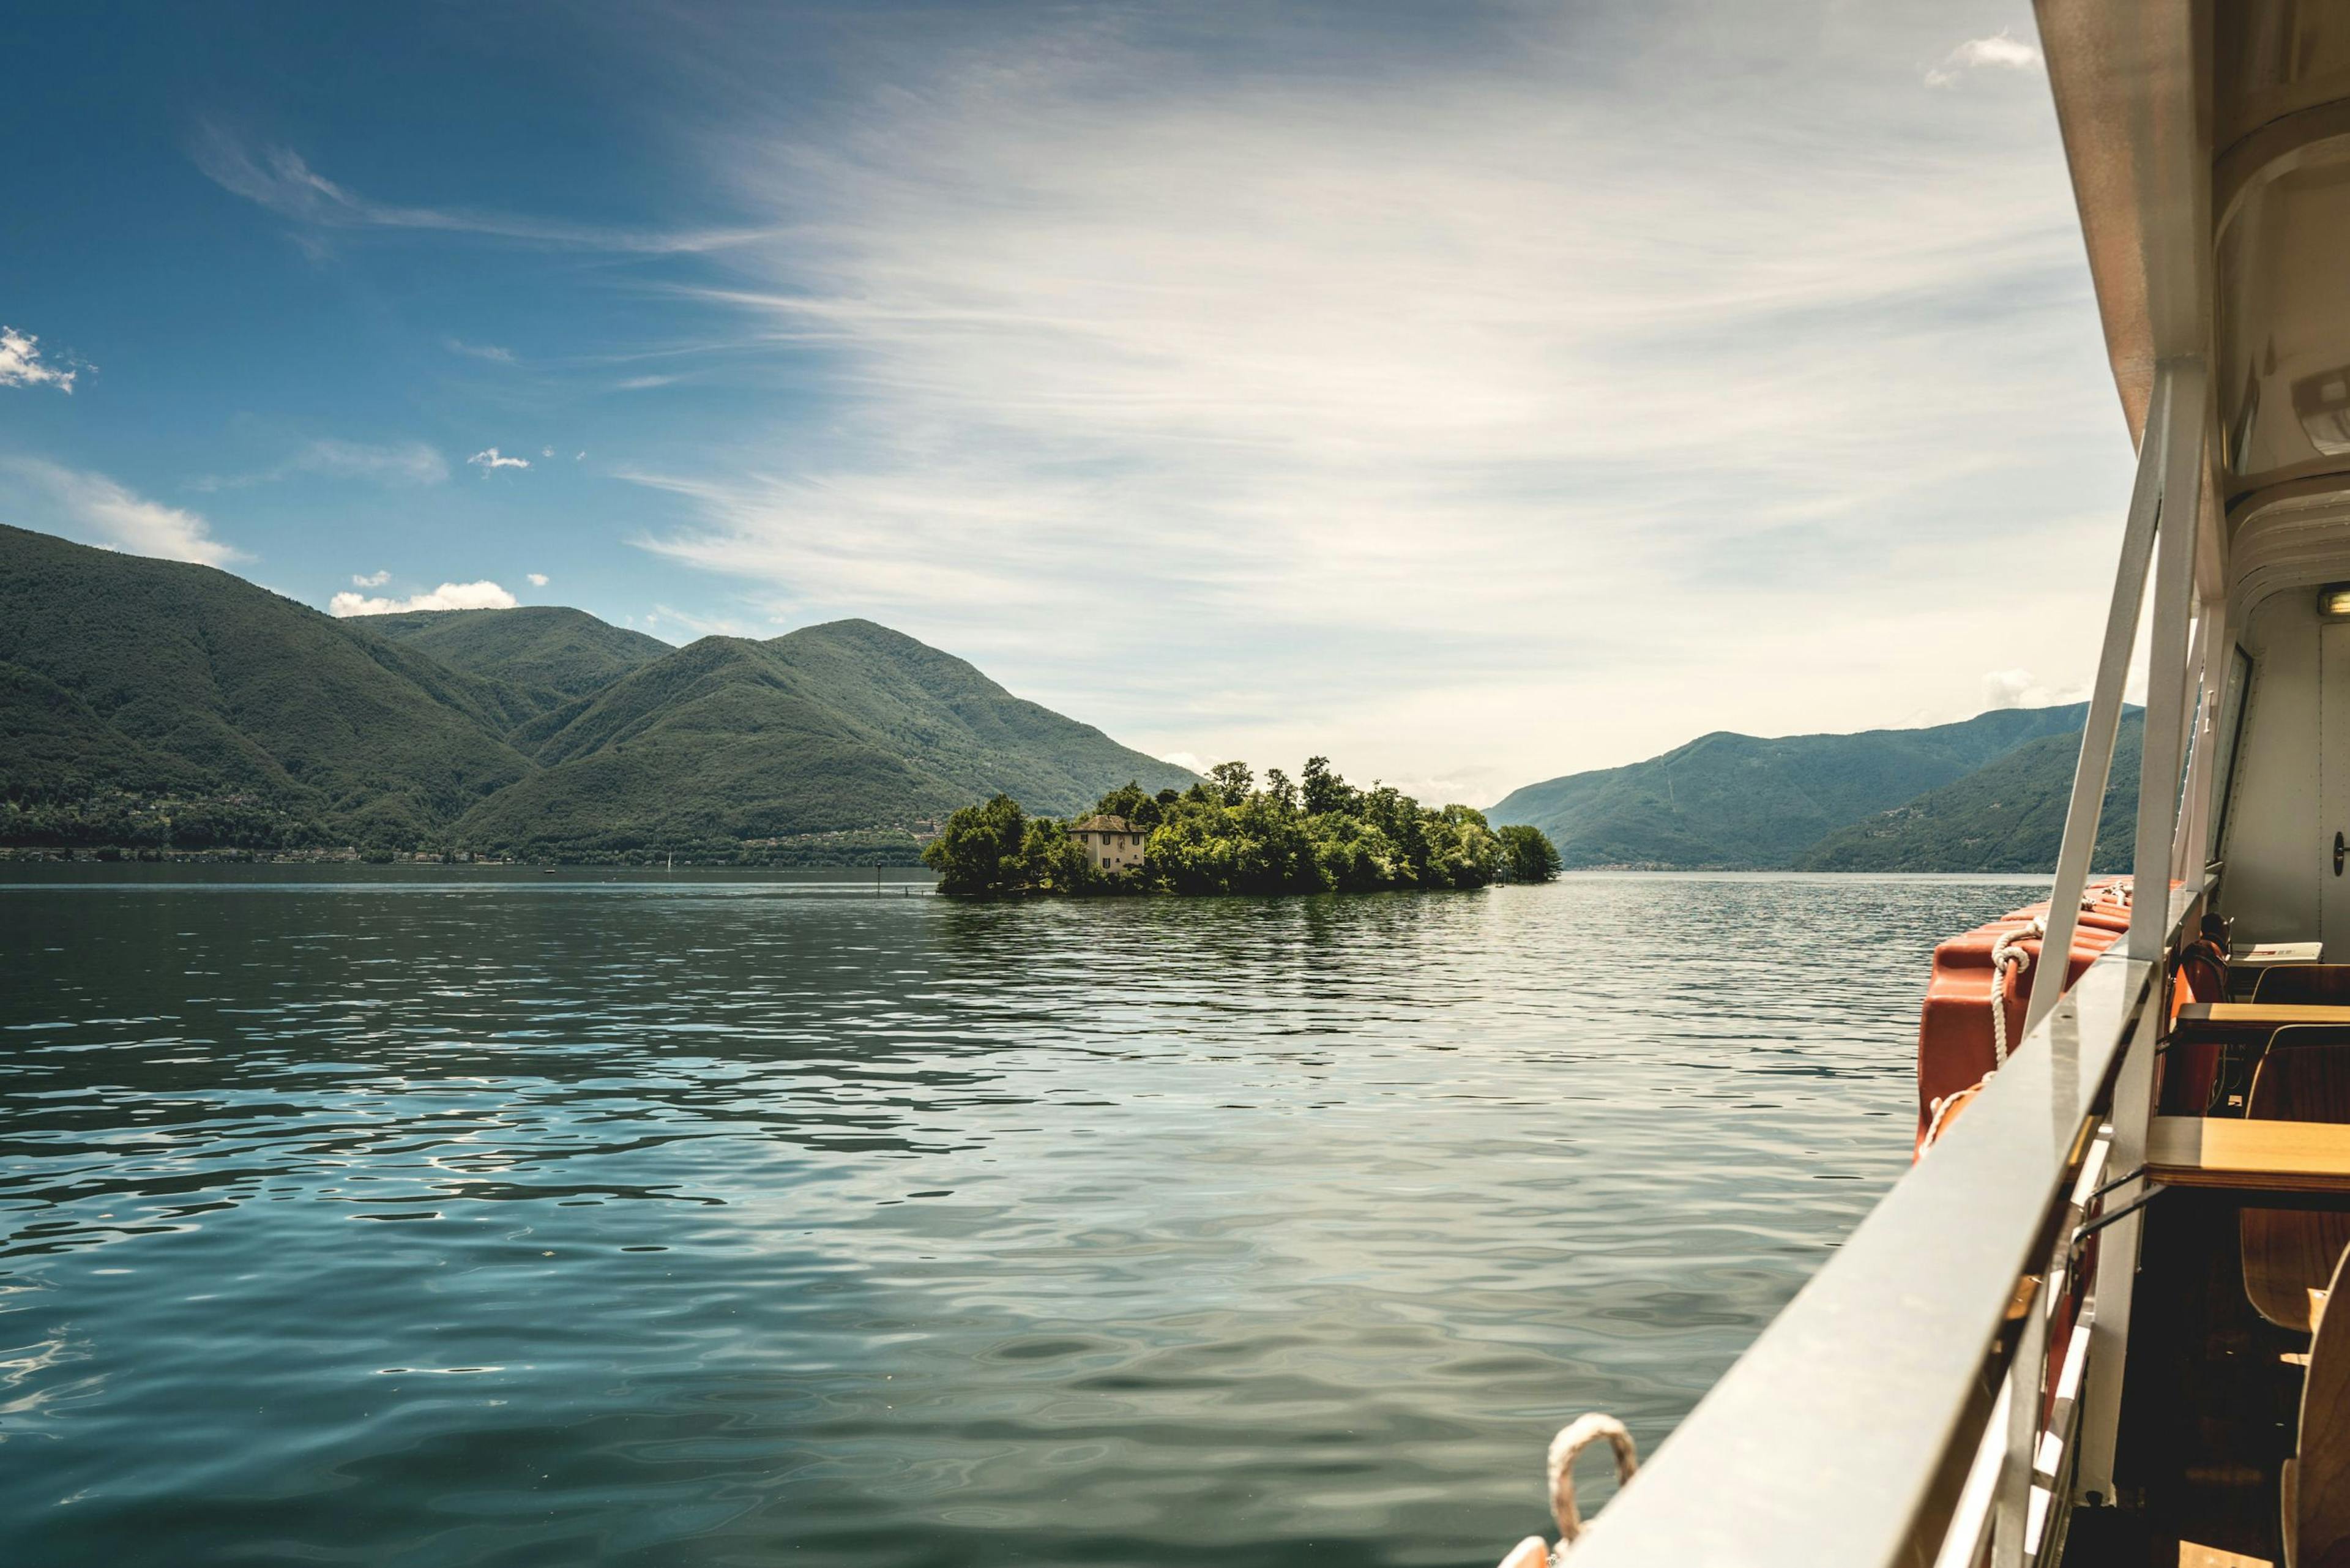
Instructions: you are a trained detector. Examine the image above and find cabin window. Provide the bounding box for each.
[2209,643,2255,859]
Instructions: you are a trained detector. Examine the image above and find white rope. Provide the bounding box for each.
[1987,917,2045,1067]
[1922,895,2118,1155]
[1922,1075,1988,1151]
[1543,1413,1638,1560]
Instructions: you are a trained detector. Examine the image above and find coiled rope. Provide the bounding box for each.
[1986,916,2045,1068]
[1498,1413,1640,1566]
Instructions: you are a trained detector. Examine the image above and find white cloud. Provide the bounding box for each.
[0,326,81,393]
[446,337,517,364]
[574,450,586,460]
[540,447,554,458]
[527,572,549,586]
[193,126,768,254]
[1926,29,2044,86]
[190,437,447,491]
[1158,752,1209,775]
[1983,668,2037,709]
[1982,667,2086,711]
[291,438,446,484]
[352,569,391,587]
[630,5,2121,790]
[1,458,242,564]
[468,447,529,471]
[329,580,520,616]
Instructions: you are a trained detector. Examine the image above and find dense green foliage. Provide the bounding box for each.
[1498,824,1562,881]
[0,524,534,850]
[453,620,1194,859]
[1487,704,2117,868]
[1795,712,2143,872]
[923,758,1506,897]
[356,607,672,713]
[0,525,1193,861]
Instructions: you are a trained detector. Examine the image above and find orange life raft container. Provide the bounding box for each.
[1913,883,2136,1155]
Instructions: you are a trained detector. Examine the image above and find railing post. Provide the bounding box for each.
[1991,1272,2050,1568]
[2129,360,2207,961]
[2170,604,2216,879]
[2076,359,2207,1503]
[2025,368,2175,1036]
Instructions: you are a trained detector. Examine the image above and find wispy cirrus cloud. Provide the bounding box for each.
[193,437,448,490]
[1925,29,2043,86]
[329,579,518,616]
[1,458,243,564]
[0,326,83,393]
[193,125,769,255]
[468,447,529,471]
[629,4,2113,783]
[445,337,517,364]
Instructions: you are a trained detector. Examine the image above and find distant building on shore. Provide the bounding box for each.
[1069,815,1147,874]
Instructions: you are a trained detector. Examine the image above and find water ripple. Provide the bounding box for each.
[0,869,2045,1566]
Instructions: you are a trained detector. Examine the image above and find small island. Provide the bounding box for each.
[924,757,1562,898]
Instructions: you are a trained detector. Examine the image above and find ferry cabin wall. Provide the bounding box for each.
[2218,589,2325,946]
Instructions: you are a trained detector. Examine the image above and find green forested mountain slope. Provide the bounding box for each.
[355,607,672,712]
[0,525,1193,860]
[0,524,533,845]
[1794,711,2143,872]
[455,620,1196,858]
[1487,704,2100,868]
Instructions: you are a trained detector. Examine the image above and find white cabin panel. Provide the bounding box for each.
[2219,591,2324,944]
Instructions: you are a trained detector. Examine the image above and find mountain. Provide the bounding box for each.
[454,620,1193,859]
[0,525,1192,861]
[1794,711,2143,872]
[355,607,672,715]
[1487,705,2105,869]
[0,523,533,846]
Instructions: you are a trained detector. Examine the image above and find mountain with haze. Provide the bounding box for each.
[1489,704,2136,870]
[0,523,1192,861]
[1794,711,2142,872]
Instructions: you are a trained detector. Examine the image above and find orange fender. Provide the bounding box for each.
[1914,881,2133,1155]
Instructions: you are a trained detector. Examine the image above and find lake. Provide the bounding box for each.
[0,869,2045,1566]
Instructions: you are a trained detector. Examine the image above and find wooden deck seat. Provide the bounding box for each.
[2256,967,2350,1006]
[2286,1245,2350,1567]
[2242,1031,2350,1331]
[2251,1029,2350,1124]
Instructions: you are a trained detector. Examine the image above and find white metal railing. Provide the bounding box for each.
[1563,358,2222,1566]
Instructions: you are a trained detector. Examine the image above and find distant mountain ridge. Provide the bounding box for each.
[0,524,1192,861]
[1795,711,2143,872]
[1489,704,2130,870]
[359,606,673,712]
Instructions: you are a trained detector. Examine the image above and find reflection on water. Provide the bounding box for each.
[0,870,2042,1566]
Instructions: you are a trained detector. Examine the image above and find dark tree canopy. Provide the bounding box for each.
[925,760,1508,900]
[1498,824,1563,883]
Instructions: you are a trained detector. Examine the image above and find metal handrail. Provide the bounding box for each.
[1560,333,2222,1564]
[1563,890,2190,1567]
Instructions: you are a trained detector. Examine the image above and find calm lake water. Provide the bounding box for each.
[0,868,2046,1567]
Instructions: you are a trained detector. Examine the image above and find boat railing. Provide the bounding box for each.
[1570,355,2226,1567]
[1564,883,2195,1568]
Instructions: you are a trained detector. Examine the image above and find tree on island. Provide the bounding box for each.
[1498,824,1563,883]
[923,757,1511,899]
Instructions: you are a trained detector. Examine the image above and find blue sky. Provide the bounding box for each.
[1,1,2128,802]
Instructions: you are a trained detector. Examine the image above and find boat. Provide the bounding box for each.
[1515,6,2350,1565]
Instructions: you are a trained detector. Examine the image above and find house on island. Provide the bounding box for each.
[1069,815,1147,875]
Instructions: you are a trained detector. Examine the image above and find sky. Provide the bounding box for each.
[0,1,2133,805]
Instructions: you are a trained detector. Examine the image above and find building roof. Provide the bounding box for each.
[1068,815,1136,834]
